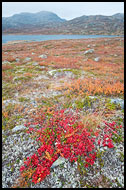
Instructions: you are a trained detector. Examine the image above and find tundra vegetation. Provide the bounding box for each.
[2,37,124,188]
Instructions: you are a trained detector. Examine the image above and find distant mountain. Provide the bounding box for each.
[56,13,124,35]
[2,11,66,33]
[2,11,124,35]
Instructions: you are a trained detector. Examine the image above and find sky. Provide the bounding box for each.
[2,2,124,20]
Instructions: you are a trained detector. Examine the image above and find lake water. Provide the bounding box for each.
[2,34,122,44]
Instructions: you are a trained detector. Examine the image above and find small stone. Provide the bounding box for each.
[15,58,20,62]
[39,54,47,59]
[54,71,74,78]
[15,93,19,97]
[72,184,76,188]
[84,49,94,54]
[99,185,103,188]
[88,95,97,99]
[104,146,108,150]
[24,57,31,61]
[34,75,49,80]
[110,98,124,109]
[12,125,26,132]
[32,62,39,66]
[2,60,10,64]
[51,157,67,168]
[94,57,100,62]
[39,66,45,69]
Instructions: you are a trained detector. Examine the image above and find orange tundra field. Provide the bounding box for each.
[2,37,124,188]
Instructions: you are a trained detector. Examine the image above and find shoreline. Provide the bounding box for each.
[2,33,123,36]
[2,34,124,45]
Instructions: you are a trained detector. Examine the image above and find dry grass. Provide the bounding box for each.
[80,112,103,131]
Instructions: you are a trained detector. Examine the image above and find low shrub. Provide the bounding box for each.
[12,108,122,187]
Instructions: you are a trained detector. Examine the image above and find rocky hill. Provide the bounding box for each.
[57,13,124,35]
[2,11,124,35]
[2,11,66,33]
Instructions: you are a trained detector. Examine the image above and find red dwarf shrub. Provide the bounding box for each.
[18,108,120,186]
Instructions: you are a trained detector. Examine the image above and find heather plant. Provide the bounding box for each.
[59,77,124,97]
[2,64,14,71]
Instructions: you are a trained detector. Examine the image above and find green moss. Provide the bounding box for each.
[63,102,73,109]
[112,132,123,143]
[75,99,84,109]
[75,96,92,109]
[59,163,64,168]
[43,44,52,49]
[77,155,87,176]
[14,76,32,82]
[83,96,92,107]
[99,159,104,167]
[18,97,30,102]
[2,83,17,99]
[105,99,119,110]
[63,68,81,76]
[2,107,24,131]
[115,178,123,187]
[42,98,53,107]
[85,183,95,188]
[16,159,20,164]
[118,152,124,162]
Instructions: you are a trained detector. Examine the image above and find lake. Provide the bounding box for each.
[2,34,122,44]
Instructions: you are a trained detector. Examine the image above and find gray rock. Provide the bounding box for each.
[110,98,124,109]
[48,69,74,78]
[34,75,49,80]
[88,95,97,99]
[3,99,17,106]
[24,57,31,61]
[51,91,62,96]
[84,49,94,54]
[15,93,19,97]
[26,62,32,65]
[39,66,45,69]
[94,57,100,62]
[15,58,20,62]
[51,157,66,168]
[32,62,39,66]
[12,125,27,132]
[39,54,47,59]
[54,71,74,78]
[2,61,10,64]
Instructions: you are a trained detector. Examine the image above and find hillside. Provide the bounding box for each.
[56,13,124,35]
[2,12,124,35]
[2,11,66,33]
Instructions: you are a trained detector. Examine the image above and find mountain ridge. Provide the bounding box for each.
[2,11,124,35]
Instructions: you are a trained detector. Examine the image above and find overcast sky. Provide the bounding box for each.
[2,2,124,20]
